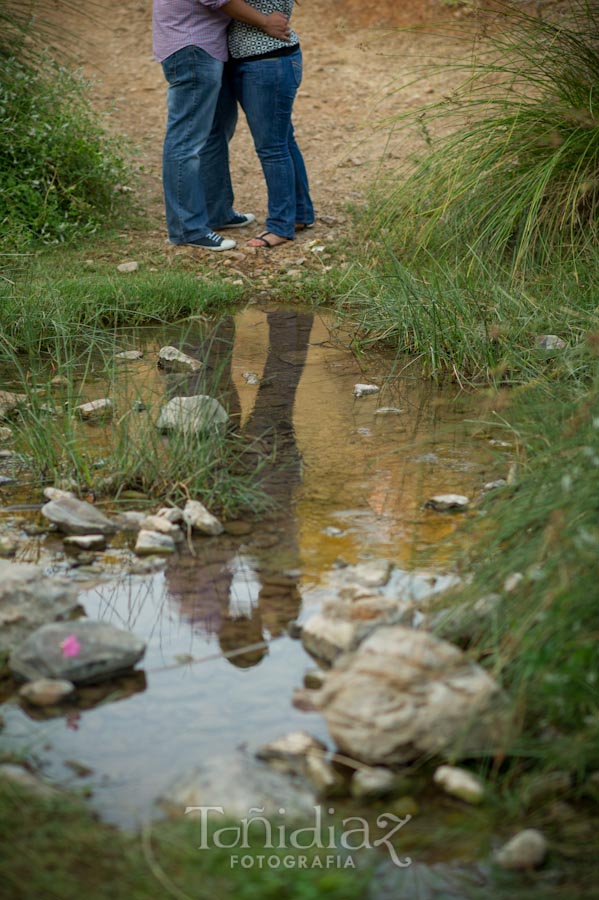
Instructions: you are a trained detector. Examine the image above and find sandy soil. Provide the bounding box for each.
[47,0,471,276]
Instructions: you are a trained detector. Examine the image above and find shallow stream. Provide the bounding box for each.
[0,306,507,843]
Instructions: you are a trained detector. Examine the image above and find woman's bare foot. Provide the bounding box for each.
[248,231,292,249]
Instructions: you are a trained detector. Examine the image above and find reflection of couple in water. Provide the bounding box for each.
[153,0,314,251]
[164,309,314,668]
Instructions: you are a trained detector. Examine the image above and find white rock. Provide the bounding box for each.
[433,765,485,804]
[242,371,260,385]
[116,350,143,360]
[425,494,470,512]
[301,614,362,664]
[43,487,76,501]
[495,829,548,870]
[157,507,184,524]
[315,626,510,765]
[256,731,327,774]
[353,383,380,398]
[374,407,403,415]
[74,398,113,420]
[504,572,524,593]
[0,426,12,442]
[351,766,397,799]
[117,261,139,273]
[19,678,75,707]
[141,515,183,540]
[157,346,203,373]
[157,395,229,434]
[63,534,107,552]
[183,500,223,536]
[135,530,176,556]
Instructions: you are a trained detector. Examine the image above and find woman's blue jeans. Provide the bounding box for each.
[161,45,238,243]
[231,48,314,239]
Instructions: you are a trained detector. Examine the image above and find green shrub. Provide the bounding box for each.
[0,56,127,249]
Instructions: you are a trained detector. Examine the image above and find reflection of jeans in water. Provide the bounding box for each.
[161,46,237,243]
[231,48,314,239]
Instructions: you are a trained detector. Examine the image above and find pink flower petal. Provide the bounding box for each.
[60,634,81,658]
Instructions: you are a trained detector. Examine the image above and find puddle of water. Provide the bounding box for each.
[0,305,503,829]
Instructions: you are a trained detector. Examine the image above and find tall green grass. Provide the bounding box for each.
[371,0,599,269]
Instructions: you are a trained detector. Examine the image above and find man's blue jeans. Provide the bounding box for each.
[231,48,314,239]
[161,45,238,243]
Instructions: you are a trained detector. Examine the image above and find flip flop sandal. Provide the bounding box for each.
[249,232,291,249]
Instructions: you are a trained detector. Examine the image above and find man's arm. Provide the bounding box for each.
[222,0,291,41]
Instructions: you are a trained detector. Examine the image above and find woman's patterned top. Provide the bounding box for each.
[228,0,299,59]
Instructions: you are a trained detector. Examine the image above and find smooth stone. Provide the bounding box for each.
[43,487,76,501]
[424,494,470,512]
[135,530,176,556]
[351,766,397,799]
[141,515,182,540]
[157,395,229,434]
[41,497,117,535]
[495,829,548,870]
[117,261,139,273]
[256,731,328,776]
[10,620,146,685]
[116,350,143,360]
[74,398,113,420]
[301,614,362,664]
[223,520,253,536]
[433,765,485,804]
[0,426,13,441]
[113,510,146,531]
[304,753,346,798]
[19,678,75,707]
[183,500,223,536]
[504,572,524,593]
[63,535,107,552]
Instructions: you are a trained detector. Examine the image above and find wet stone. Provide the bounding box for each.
[63,534,107,553]
[41,496,117,536]
[425,494,470,512]
[223,520,254,536]
[157,395,229,435]
[351,765,397,800]
[74,398,113,420]
[135,530,177,556]
[256,731,328,776]
[10,620,146,685]
[141,515,183,540]
[19,678,75,707]
[183,500,223,536]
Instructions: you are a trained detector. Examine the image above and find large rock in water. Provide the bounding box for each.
[0,561,80,661]
[41,496,117,535]
[10,620,146,685]
[314,626,510,765]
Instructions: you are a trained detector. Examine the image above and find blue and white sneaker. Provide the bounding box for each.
[179,231,236,251]
[217,211,256,229]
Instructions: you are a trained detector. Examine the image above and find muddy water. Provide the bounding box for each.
[0,306,503,829]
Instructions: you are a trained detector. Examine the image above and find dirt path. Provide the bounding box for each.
[49,0,468,279]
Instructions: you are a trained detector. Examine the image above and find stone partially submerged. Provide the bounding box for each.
[41,496,117,535]
[314,626,510,765]
[156,395,229,435]
[10,620,146,685]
